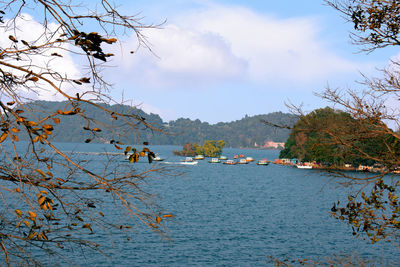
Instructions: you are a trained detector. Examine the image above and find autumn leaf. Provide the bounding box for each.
[27,232,37,240]
[6,101,15,106]
[51,52,63,57]
[28,211,37,219]
[26,121,38,126]
[156,216,162,224]
[82,223,93,232]
[11,128,20,133]
[15,209,23,217]
[8,35,17,42]
[0,132,8,143]
[27,76,39,82]
[124,146,131,155]
[102,37,117,44]
[162,214,175,218]
[38,195,46,205]
[79,77,90,83]
[36,169,46,178]
[52,118,60,124]
[43,124,54,131]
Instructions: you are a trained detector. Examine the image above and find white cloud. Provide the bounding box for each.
[0,14,81,101]
[175,5,359,84]
[113,23,247,88]
[109,3,362,91]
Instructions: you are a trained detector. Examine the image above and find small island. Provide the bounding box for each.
[173,140,225,158]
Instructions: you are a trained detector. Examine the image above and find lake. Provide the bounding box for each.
[8,143,400,266]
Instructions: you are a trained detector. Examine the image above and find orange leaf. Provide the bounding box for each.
[28,211,37,219]
[36,169,46,178]
[43,124,54,131]
[52,118,60,124]
[0,132,8,143]
[26,121,38,126]
[28,76,39,82]
[15,209,23,217]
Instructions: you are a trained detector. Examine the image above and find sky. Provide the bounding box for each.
[5,0,399,124]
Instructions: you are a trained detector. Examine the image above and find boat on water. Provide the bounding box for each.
[153,155,164,161]
[194,155,205,160]
[219,156,228,160]
[180,161,198,165]
[246,157,255,163]
[238,158,248,164]
[208,158,221,163]
[256,159,269,165]
[296,165,312,169]
[182,157,195,162]
[223,159,237,165]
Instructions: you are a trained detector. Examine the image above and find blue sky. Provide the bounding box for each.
[12,0,398,124]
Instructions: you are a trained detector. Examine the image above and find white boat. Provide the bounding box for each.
[296,165,312,169]
[182,157,194,162]
[245,157,255,163]
[208,158,221,163]
[194,155,205,160]
[153,156,164,161]
[256,159,269,166]
[238,158,248,164]
[219,156,228,160]
[180,161,198,165]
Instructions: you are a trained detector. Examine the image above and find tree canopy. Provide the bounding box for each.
[280,107,400,167]
[310,0,400,245]
[173,140,226,158]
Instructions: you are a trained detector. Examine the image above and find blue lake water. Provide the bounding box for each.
[7,143,400,266]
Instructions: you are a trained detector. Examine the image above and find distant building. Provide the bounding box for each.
[263,141,284,149]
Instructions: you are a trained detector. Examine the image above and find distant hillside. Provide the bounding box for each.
[20,101,298,148]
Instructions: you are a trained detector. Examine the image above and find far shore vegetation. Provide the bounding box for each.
[173,140,226,158]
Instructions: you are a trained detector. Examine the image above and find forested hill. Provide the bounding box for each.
[21,101,298,148]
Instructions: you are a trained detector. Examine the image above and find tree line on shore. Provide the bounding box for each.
[20,100,297,148]
[279,107,400,169]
